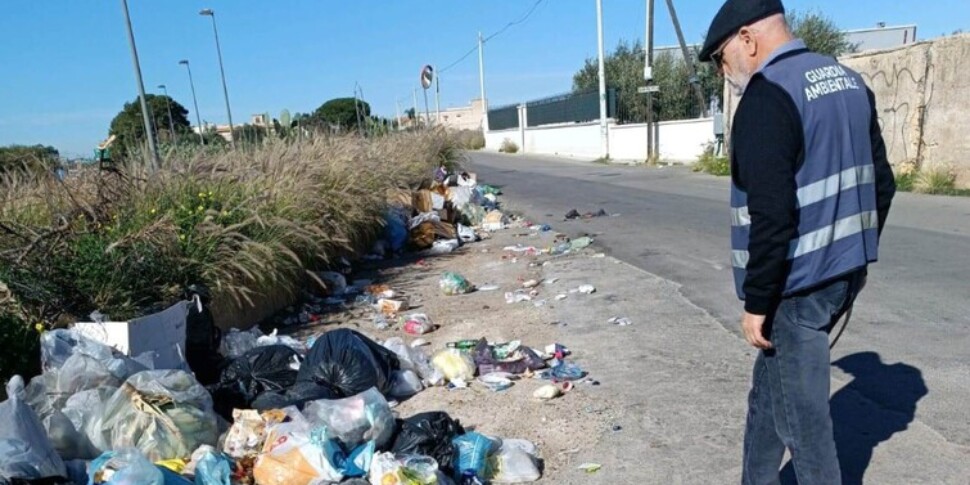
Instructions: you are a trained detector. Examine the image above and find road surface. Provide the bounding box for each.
[467,151,970,451]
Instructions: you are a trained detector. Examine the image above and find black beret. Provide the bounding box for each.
[699,0,785,62]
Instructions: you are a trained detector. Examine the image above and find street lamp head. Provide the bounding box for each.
[199,8,214,16]
[179,59,189,65]
[158,84,166,89]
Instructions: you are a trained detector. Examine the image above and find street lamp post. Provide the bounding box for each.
[199,8,234,145]
[120,0,159,169]
[178,60,206,144]
[157,84,176,142]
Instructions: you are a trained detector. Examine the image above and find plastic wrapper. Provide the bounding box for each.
[432,349,476,383]
[390,412,465,474]
[297,328,399,398]
[218,327,263,359]
[384,208,410,253]
[0,375,67,481]
[303,387,395,449]
[256,328,308,354]
[193,448,233,485]
[487,440,541,483]
[222,409,275,459]
[383,338,443,386]
[473,339,545,376]
[439,272,474,296]
[100,370,220,462]
[209,344,300,420]
[457,224,477,243]
[403,313,435,335]
[389,370,424,398]
[369,453,440,485]
[88,448,163,485]
[53,385,117,459]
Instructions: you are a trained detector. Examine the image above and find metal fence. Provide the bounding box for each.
[526,89,616,127]
[487,89,618,131]
[487,104,520,131]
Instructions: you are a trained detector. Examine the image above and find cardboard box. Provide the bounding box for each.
[73,300,190,370]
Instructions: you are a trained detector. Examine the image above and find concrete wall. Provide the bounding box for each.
[725,34,970,187]
[485,117,714,163]
[843,34,970,186]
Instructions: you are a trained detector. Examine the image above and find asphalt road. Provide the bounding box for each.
[466,151,970,449]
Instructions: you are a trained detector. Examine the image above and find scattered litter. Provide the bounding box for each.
[477,373,514,392]
[403,313,436,335]
[609,316,633,326]
[440,272,474,295]
[578,462,603,473]
[569,237,593,250]
[478,284,501,291]
[555,294,568,301]
[505,291,533,304]
[373,314,390,330]
[377,298,408,315]
[578,284,596,294]
[545,278,559,285]
[410,338,429,348]
[428,238,460,255]
[533,384,563,400]
[432,349,476,383]
[522,279,540,288]
[592,252,607,258]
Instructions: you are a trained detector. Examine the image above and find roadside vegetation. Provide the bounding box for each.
[895,164,970,196]
[0,129,460,384]
[454,129,486,150]
[693,144,730,176]
[499,138,519,154]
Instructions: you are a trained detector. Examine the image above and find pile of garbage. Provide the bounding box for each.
[2,323,551,484]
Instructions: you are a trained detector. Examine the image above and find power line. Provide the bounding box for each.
[439,0,546,74]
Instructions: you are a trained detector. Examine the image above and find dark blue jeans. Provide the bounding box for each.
[742,270,864,485]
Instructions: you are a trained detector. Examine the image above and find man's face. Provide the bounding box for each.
[716,30,755,96]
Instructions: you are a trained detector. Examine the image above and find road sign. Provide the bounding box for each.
[420,65,434,90]
[637,85,660,94]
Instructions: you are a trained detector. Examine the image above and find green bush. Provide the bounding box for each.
[499,138,519,154]
[453,129,486,150]
[914,166,957,195]
[0,312,39,391]
[894,171,915,192]
[694,143,730,176]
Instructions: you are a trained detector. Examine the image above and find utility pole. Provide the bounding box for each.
[478,31,489,131]
[178,60,205,144]
[412,89,419,128]
[158,84,176,142]
[200,9,235,145]
[646,0,655,161]
[395,100,402,131]
[120,0,159,169]
[434,65,441,126]
[664,0,707,117]
[422,86,431,130]
[596,0,609,159]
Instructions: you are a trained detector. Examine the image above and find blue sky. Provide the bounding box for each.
[1,0,966,157]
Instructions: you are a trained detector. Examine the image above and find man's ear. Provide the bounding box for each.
[738,26,758,58]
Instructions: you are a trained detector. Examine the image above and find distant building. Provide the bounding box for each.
[415,98,485,131]
[191,114,268,141]
[845,24,918,52]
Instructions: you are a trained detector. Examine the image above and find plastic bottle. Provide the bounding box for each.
[460,470,484,485]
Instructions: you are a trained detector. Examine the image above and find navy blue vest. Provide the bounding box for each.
[731,40,879,299]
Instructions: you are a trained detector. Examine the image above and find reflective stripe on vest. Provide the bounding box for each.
[732,210,878,268]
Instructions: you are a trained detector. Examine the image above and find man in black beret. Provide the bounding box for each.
[700,1,896,483]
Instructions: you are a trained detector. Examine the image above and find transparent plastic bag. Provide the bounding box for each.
[88,448,163,485]
[439,272,473,296]
[383,338,443,386]
[303,387,395,449]
[452,432,496,480]
[0,375,67,481]
[193,448,233,485]
[389,370,424,398]
[100,370,220,462]
[402,313,435,335]
[254,415,373,485]
[487,440,541,483]
[218,327,262,359]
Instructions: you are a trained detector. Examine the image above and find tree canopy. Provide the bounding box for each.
[787,10,857,58]
[573,40,721,123]
[311,98,371,132]
[109,94,191,156]
[0,144,59,174]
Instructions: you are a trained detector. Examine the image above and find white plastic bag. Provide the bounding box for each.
[457,224,477,243]
[99,370,220,462]
[0,375,67,481]
[432,349,476,383]
[487,440,541,483]
[383,337,443,386]
[256,328,308,354]
[303,387,395,449]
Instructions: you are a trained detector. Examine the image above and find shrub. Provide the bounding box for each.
[499,138,519,154]
[0,131,460,327]
[453,129,486,150]
[0,311,39,392]
[913,165,957,195]
[694,143,730,176]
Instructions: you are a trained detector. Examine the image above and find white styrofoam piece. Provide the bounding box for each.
[73,300,189,370]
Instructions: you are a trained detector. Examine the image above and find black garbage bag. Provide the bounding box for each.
[208,345,300,420]
[184,284,224,385]
[389,412,465,474]
[251,382,337,412]
[297,328,399,398]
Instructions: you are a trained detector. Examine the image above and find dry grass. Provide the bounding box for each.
[499,138,519,154]
[0,130,460,325]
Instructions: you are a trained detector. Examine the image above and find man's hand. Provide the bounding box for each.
[742,311,773,349]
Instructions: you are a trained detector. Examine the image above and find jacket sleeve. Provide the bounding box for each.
[867,88,896,236]
[732,76,803,315]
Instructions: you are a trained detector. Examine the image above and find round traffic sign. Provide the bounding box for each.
[420,65,434,90]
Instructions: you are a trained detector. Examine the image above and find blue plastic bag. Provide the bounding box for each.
[87,449,163,485]
[194,450,232,485]
[452,432,493,480]
[384,208,409,252]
